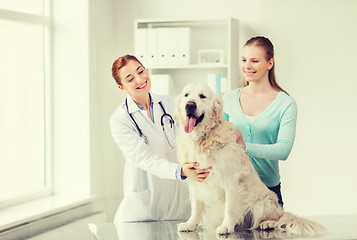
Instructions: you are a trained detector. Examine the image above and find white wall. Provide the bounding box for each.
[259,0,357,216]
[95,0,357,219]
[89,0,126,221]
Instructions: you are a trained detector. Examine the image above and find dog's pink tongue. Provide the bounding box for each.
[184,116,197,133]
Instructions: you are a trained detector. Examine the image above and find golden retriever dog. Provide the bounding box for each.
[175,82,326,237]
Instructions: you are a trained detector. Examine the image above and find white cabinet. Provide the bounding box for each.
[134,18,239,96]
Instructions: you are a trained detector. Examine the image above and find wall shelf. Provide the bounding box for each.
[146,64,228,70]
[134,17,239,95]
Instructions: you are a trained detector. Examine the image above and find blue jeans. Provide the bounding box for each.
[268,183,284,208]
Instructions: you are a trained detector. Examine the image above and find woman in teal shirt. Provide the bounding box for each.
[222,36,297,207]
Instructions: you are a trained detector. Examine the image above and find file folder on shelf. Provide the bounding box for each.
[135,28,148,67]
[178,27,190,66]
[147,28,159,67]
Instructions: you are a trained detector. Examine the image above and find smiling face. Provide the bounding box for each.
[241,45,274,84]
[118,60,151,100]
[177,82,222,134]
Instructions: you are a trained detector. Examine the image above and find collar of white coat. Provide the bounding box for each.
[126,92,162,114]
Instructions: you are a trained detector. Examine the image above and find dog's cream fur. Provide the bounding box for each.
[175,82,326,237]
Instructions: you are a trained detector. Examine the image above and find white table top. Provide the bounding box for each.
[88,214,357,240]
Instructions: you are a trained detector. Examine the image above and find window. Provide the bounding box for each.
[0,0,51,208]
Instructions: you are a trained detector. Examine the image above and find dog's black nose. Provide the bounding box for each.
[185,101,197,115]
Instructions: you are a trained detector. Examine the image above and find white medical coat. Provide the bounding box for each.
[110,93,190,223]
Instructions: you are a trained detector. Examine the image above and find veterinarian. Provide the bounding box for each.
[222,36,297,207]
[110,54,211,223]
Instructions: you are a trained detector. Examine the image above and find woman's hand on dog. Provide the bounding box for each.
[181,162,211,182]
[235,129,246,150]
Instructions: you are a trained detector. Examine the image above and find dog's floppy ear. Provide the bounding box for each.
[211,94,224,120]
[212,94,223,114]
[173,94,181,121]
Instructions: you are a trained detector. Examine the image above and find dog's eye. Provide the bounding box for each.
[199,94,206,99]
[184,93,188,97]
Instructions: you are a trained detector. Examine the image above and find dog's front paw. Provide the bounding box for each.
[260,220,276,230]
[216,223,235,236]
[178,222,199,232]
[177,231,199,240]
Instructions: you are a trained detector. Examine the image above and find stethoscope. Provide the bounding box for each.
[125,98,176,149]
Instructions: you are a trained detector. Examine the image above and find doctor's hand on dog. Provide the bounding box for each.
[181,162,211,182]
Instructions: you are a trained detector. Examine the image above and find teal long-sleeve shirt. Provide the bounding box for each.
[222,88,297,187]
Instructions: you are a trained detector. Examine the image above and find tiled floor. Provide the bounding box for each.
[89,214,357,240]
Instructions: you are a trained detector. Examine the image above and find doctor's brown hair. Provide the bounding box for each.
[242,36,288,95]
[111,55,144,86]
